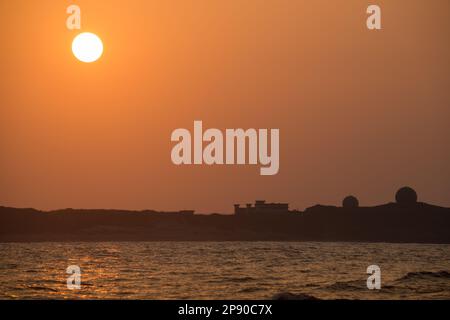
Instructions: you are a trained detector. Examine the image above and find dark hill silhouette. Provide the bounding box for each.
[0,203,448,243]
[1,188,449,243]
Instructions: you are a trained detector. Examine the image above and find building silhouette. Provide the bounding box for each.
[395,186,418,205]
[234,200,289,215]
[342,195,359,208]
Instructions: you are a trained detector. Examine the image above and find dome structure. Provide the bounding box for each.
[342,195,359,208]
[395,187,418,205]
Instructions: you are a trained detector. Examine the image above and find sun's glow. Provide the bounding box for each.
[72,32,103,63]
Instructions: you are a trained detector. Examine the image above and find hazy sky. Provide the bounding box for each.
[1,0,449,213]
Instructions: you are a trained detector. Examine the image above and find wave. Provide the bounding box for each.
[205,276,257,284]
[27,285,58,292]
[397,271,450,281]
[325,280,365,291]
[239,287,264,293]
[324,271,450,292]
[272,292,320,300]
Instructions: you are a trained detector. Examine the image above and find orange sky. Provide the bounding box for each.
[1,0,449,213]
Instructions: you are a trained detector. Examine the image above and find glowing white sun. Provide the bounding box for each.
[72,32,103,63]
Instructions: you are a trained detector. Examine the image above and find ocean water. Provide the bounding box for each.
[0,242,449,300]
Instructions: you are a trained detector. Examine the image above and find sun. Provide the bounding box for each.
[72,32,103,63]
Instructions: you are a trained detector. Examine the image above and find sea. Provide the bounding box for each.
[0,242,449,299]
